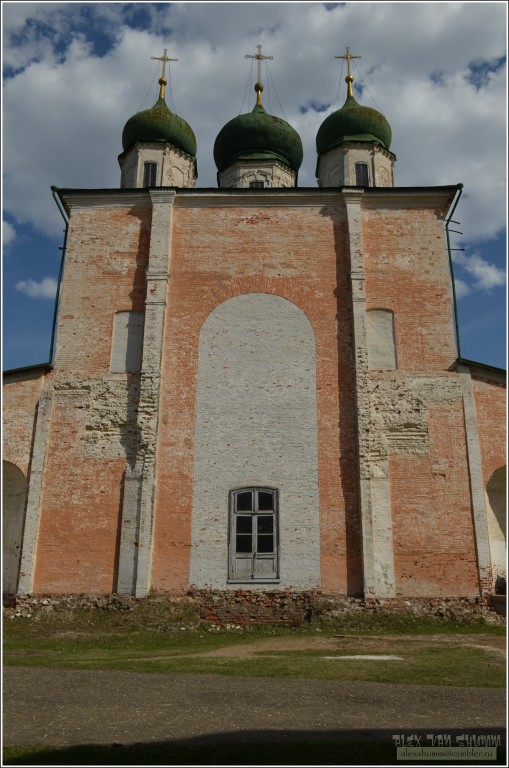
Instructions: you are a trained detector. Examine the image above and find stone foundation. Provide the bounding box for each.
[4,590,505,626]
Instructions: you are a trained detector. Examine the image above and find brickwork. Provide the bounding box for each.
[390,400,479,596]
[472,376,506,485]
[151,197,362,596]
[363,202,457,371]
[2,186,506,607]
[31,394,125,593]
[2,370,48,476]
[190,293,320,589]
[25,199,151,594]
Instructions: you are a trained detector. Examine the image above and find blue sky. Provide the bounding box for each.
[2,1,507,370]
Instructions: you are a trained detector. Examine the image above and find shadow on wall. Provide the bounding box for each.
[485,465,507,592]
[2,461,28,597]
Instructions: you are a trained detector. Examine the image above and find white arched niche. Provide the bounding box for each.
[485,465,506,585]
[2,461,28,595]
[367,309,397,370]
[190,293,320,589]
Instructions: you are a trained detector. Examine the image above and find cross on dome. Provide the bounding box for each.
[151,48,179,99]
[245,44,274,105]
[335,46,361,98]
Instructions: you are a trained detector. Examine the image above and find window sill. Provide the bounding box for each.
[227,579,280,584]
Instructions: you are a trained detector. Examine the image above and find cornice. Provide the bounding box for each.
[60,190,151,211]
[55,185,460,213]
[173,190,344,208]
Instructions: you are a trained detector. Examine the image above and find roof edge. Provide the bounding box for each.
[54,184,461,196]
[3,362,53,379]
[455,357,506,379]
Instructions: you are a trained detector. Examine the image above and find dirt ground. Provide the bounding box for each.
[4,666,506,748]
[4,632,506,750]
[100,632,506,661]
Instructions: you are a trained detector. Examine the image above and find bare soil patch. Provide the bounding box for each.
[137,632,506,662]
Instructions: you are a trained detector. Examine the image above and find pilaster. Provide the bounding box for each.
[17,392,53,595]
[344,189,396,597]
[457,364,493,594]
[117,190,175,596]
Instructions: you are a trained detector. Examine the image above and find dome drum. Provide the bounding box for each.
[119,141,197,189]
[317,142,396,188]
[120,93,197,188]
[218,157,297,189]
[214,104,303,188]
[315,93,395,187]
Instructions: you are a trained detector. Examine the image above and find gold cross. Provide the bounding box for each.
[335,46,361,78]
[335,47,361,97]
[151,48,178,82]
[245,44,273,85]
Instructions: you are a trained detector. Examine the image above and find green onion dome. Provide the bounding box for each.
[122,93,197,157]
[214,102,303,173]
[316,93,392,156]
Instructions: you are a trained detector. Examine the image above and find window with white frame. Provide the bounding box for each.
[143,162,158,187]
[249,180,265,188]
[229,487,279,582]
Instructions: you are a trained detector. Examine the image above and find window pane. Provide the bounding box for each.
[257,534,274,553]
[258,491,274,511]
[257,515,273,534]
[143,162,157,187]
[236,534,252,553]
[236,516,252,534]
[249,181,264,188]
[355,163,368,186]
[236,491,253,511]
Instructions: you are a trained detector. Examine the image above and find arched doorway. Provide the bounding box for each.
[485,465,506,590]
[2,461,27,596]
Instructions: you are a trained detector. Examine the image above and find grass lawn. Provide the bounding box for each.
[3,603,505,687]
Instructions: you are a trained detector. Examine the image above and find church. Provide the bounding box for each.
[3,47,506,616]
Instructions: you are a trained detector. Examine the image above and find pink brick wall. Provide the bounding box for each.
[390,401,479,596]
[3,371,48,477]
[473,376,506,486]
[151,204,363,595]
[363,207,457,370]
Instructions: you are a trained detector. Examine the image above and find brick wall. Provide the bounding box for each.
[151,201,362,595]
[473,376,506,486]
[390,401,479,596]
[29,202,151,593]
[2,370,48,476]
[363,206,457,371]
[3,189,504,601]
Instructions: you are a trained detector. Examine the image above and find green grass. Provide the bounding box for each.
[4,602,505,687]
[4,740,507,766]
[4,612,505,688]
[5,644,503,687]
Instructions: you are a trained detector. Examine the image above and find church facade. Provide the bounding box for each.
[3,51,506,609]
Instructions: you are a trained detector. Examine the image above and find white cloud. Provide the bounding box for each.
[1,1,507,250]
[453,278,472,300]
[453,250,506,292]
[16,276,58,299]
[3,220,16,246]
